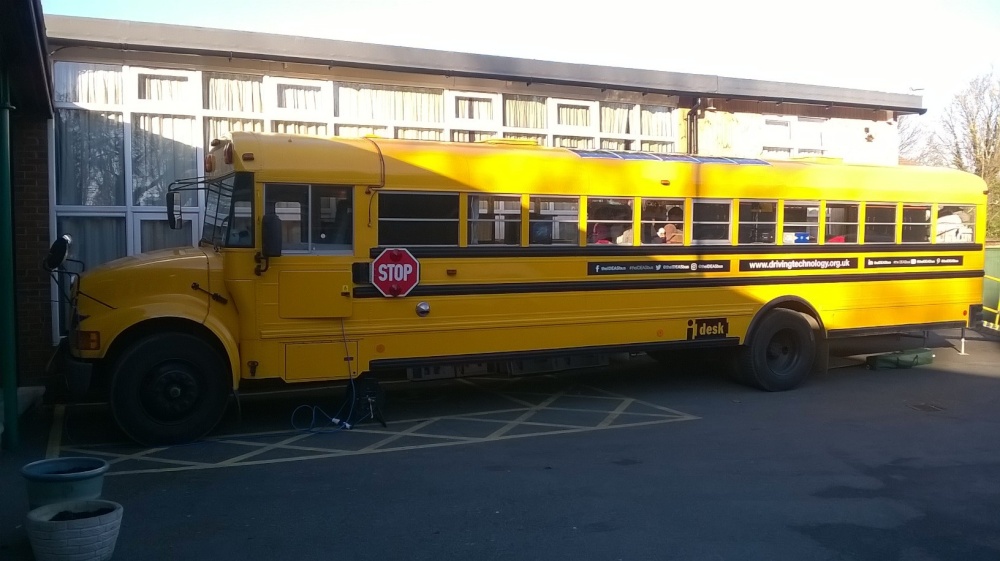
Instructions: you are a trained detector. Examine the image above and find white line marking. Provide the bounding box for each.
[220,433,314,465]
[598,398,635,428]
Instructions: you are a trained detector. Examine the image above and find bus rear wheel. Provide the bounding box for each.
[737,309,816,392]
[109,332,230,446]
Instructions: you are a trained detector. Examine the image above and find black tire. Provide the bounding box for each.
[109,332,230,446]
[737,309,816,391]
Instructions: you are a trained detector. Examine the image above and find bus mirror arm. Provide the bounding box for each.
[256,211,283,276]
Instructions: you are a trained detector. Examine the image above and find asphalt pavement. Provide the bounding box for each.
[2,329,999,561]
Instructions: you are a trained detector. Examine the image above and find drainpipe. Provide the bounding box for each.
[0,68,19,450]
[687,97,702,155]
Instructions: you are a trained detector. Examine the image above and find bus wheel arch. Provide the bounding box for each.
[104,317,239,391]
[104,319,233,446]
[738,299,824,392]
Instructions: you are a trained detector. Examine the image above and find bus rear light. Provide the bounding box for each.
[76,330,101,351]
[224,143,234,164]
[242,152,255,161]
[204,154,215,173]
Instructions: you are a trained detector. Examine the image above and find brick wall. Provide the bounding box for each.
[10,113,53,384]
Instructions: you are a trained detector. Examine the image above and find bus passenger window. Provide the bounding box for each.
[937,205,975,243]
[312,186,353,250]
[640,199,684,245]
[469,194,521,245]
[587,198,632,245]
[264,184,309,251]
[864,204,897,244]
[528,196,578,245]
[902,205,931,243]
[691,201,731,244]
[378,192,460,246]
[782,201,819,244]
[738,201,777,244]
[825,203,858,243]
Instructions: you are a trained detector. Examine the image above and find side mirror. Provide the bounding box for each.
[43,234,72,271]
[167,191,183,230]
[261,212,283,258]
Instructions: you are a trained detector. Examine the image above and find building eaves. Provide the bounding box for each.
[2,0,54,117]
[44,15,924,115]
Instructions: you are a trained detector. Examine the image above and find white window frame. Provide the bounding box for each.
[445,90,501,136]
[264,75,334,124]
[126,66,200,113]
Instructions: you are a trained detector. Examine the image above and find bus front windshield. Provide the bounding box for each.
[201,171,254,248]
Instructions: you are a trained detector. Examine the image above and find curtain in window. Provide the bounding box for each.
[140,219,193,252]
[762,147,792,159]
[56,110,125,206]
[278,84,322,110]
[54,62,123,105]
[640,140,673,154]
[503,133,546,145]
[133,114,198,206]
[337,83,443,123]
[56,216,127,267]
[557,105,590,127]
[601,139,628,151]
[640,106,672,137]
[503,95,546,129]
[600,103,630,134]
[335,125,389,138]
[203,73,263,112]
[138,74,188,102]
[452,130,495,142]
[273,121,328,136]
[204,117,264,149]
[456,97,493,120]
[554,136,593,149]
[396,128,443,141]
[763,119,791,146]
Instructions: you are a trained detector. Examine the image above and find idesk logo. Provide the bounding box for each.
[686,318,729,340]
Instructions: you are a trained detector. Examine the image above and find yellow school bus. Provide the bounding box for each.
[48,132,987,445]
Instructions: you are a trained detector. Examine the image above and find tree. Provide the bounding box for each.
[936,72,1000,240]
[897,114,938,165]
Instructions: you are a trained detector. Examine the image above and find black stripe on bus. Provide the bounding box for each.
[368,243,982,259]
[353,269,985,298]
[368,338,741,372]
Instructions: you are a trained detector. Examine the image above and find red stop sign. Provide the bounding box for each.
[370,248,420,297]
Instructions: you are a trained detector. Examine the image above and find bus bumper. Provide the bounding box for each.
[46,338,94,395]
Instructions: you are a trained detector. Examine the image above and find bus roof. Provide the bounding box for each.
[224,132,987,204]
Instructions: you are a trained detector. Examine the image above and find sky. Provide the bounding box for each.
[40,0,1000,122]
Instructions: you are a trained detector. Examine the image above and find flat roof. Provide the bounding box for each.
[44,15,925,115]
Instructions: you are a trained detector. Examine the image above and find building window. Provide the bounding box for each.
[503,95,547,129]
[132,114,198,207]
[55,110,125,206]
[203,72,264,112]
[54,62,123,106]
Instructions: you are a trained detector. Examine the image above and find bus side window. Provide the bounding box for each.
[379,192,460,246]
[738,200,777,244]
[691,200,731,244]
[264,184,309,252]
[826,203,858,243]
[937,205,975,243]
[528,196,578,245]
[864,203,897,244]
[312,186,353,249]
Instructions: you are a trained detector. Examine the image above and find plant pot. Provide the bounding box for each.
[21,457,110,510]
[26,499,123,561]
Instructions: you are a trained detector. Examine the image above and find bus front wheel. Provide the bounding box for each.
[737,309,816,392]
[109,332,230,446]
